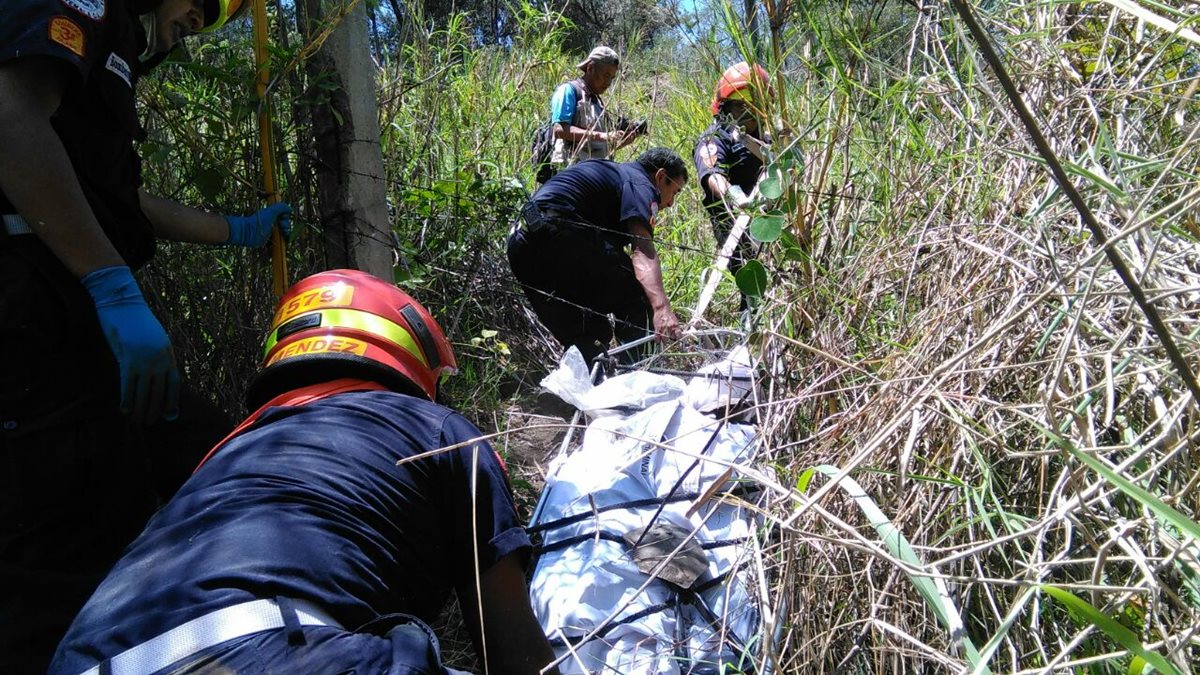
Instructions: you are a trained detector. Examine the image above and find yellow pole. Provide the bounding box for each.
[252,0,287,296]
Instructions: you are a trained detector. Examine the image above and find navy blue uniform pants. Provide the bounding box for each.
[1,240,229,674]
[507,223,652,365]
[147,615,466,675]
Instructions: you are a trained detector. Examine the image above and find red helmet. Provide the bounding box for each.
[246,269,457,407]
[711,61,771,115]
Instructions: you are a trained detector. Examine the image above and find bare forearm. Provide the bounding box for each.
[553,123,603,145]
[482,604,558,674]
[632,245,671,312]
[705,173,732,198]
[0,66,123,277]
[139,190,229,244]
[473,555,558,675]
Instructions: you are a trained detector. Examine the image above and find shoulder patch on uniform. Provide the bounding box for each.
[105,52,132,87]
[699,141,720,169]
[61,0,105,21]
[48,16,86,58]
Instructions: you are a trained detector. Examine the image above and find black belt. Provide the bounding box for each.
[520,203,582,237]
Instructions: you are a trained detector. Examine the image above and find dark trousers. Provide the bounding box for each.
[1,416,157,675]
[60,614,464,675]
[507,222,652,365]
[0,240,230,674]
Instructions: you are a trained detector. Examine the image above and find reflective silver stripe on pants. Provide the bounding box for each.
[77,598,342,675]
[3,214,33,236]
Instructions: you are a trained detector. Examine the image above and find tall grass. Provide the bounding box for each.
[745,0,1200,670]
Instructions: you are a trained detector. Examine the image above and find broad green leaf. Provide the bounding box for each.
[795,467,815,493]
[192,166,224,204]
[1041,585,1179,675]
[759,166,784,199]
[779,230,807,262]
[749,213,785,242]
[735,260,769,297]
[480,329,499,339]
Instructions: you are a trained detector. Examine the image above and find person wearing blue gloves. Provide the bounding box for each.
[0,0,287,671]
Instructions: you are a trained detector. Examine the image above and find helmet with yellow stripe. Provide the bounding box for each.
[246,269,457,407]
[201,0,250,32]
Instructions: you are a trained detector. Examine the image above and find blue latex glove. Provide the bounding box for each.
[81,266,180,423]
[224,202,292,247]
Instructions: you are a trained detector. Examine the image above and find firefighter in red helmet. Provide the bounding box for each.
[0,0,283,670]
[694,61,773,311]
[51,270,557,675]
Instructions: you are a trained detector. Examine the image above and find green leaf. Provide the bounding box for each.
[480,329,498,339]
[795,467,815,493]
[759,165,784,199]
[779,229,806,262]
[192,166,224,204]
[735,260,769,297]
[1041,586,1179,675]
[749,213,785,242]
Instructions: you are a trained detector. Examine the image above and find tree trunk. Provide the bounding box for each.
[301,0,393,278]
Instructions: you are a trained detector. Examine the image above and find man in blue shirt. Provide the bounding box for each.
[50,269,557,675]
[0,0,291,670]
[508,148,687,364]
[547,46,644,171]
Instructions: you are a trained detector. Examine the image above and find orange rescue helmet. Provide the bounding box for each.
[711,61,771,115]
[246,269,457,407]
[200,0,250,32]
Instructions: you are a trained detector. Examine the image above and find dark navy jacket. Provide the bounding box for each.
[531,159,661,248]
[0,0,157,267]
[0,0,158,424]
[693,122,764,224]
[50,390,530,674]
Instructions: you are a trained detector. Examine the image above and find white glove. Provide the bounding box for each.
[725,185,753,209]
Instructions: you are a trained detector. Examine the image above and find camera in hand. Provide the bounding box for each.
[616,116,649,135]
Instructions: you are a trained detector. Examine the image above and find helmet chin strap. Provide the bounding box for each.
[139,12,184,70]
[139,13,165,61]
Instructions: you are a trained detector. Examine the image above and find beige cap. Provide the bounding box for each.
[577,46,620,71]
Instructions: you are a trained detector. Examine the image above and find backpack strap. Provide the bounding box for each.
[569,78,602,117]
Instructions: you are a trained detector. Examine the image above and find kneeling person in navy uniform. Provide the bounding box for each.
[49,269,557,675]
[508,148,687,364]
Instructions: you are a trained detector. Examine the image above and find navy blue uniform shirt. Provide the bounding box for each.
[50,390,530,674]
[693,122,764,224]
[531,159,661,248]
[0,0,156,267]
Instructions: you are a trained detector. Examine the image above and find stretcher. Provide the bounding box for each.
[527,333,779,674]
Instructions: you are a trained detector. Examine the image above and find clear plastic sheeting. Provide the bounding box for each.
[682,345,756,414]
[530,349,766,674]
[540,347,687,418]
